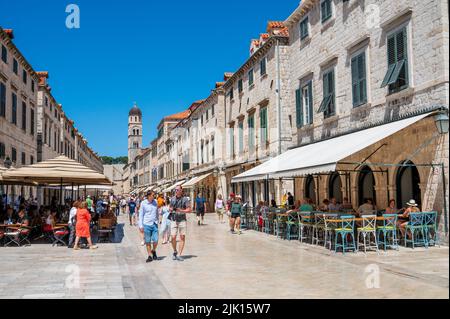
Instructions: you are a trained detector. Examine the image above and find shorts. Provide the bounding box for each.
[231,213,241,219]
[216,208,224,215]
[143,224,159,244]
[196,210,205,217]
[170,220,186,237]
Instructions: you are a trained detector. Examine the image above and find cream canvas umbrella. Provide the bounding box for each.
[2,156,112,185]
[0,166,38,186]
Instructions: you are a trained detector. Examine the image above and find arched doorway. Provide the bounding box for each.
[329,173,342,203]
[305,175,316,204]
[358,166,376,206]
[396,161,421,208]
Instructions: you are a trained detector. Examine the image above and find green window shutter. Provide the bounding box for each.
[260,58,266,76]
[351,56,359,106]
[300,17,309,39]
[359,53,367,103]
[326,70,335,116]
[307,81,313,124]
[295,88,303,128]
[238,79,243,93]
[318,73,330,113]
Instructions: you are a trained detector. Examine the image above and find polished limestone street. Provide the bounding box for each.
[0,213,448,299]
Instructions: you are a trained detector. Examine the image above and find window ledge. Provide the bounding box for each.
[322,114,338,124]
[260,74,268,80]
[249,84,255,91]
[386,87,415,102]
[321,17,335,33]
[300,36,311,48]
[352,102,372,111]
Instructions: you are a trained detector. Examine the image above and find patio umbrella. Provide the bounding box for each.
[0,166,38,186]
[1,156,112,185]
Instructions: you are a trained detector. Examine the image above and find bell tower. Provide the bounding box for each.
[128,103,142,164]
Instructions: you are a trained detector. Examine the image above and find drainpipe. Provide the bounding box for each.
[276,38,282,156]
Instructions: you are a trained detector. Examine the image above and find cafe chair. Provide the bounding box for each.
[286,212,299,241]
[423,211,440,247]
[261,209,272,235]
[334,216,356,254]
[52,226,69,247]
[4,227,21,247]
[274,213,287,239]
[97,218,113,243]
[404,213,427,249]
[298,212,313,243]
[19,226,32,246]
[377,214,399,251]
[0,230,4,246]
[324,214,338,250]
[357,215,379,254]
[312,212,326,246]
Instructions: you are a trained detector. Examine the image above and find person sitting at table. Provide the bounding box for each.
[397,199,421,238]
[385,199,398,214]
[328,198,341,212]
[299,198,314,212]
[356,198,375,217]
[43,210,57,233]
[17,206,31,238]
[319,199,330,212]
[270,199,277,208]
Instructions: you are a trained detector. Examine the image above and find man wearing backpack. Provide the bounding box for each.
[195,192,206,226]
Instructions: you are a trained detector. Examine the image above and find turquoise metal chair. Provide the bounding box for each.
[404,213,427,249]
[261,208,272,235]
[334,215,356,254]
[286,212,299,241]
[423,211,440,247]
[377,214,399,251]
[312,212,326,246]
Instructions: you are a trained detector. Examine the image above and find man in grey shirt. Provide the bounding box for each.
[169,186,192,261]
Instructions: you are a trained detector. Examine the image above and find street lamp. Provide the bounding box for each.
[4,157,12,169]
[434,112,449,135]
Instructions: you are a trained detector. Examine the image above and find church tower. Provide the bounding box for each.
[128,103,142,164]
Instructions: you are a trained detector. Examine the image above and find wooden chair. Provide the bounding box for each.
[97,218,113,243]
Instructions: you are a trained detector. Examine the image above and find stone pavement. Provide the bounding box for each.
[0,213,448,299]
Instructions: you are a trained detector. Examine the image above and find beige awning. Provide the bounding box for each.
[162,180,186,193]
[1,156,112,185]
[183,173,212,188]
[0,166,39,186]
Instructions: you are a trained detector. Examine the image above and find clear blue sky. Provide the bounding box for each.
[1,0,298,157]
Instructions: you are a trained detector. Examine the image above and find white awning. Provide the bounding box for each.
[232,112,434,183]
[183,173,212,188]
[162,180,186,193]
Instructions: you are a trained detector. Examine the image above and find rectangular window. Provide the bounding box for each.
[260,57,267,76]
[21,152,26,165]
[211,104,215,117]
[0,82,6,117]
[238,79,243,94]
[11,93,17,125]
[21,101,27,131]
[1,45,7,63]
[228,88,234,101]
[248,114,255,152]
[321,0,332,23]
[158,127,163,139]
[30,108,35,135]
[30,155,34,165]
[13,59,18,74]
[31,80,35,92]
[351,52,367,107]
[12,147,17,162]
[260,107,268,147]
[381,27,409,94]
[248,69,254,87]
[296,81,313,127]
[300,17,309,40]
[211,137,215,160]
[238,121,244,155]
[0,143,5,159]
[22,70,27,84]
[206,110,209,122]
[318,69,335,117]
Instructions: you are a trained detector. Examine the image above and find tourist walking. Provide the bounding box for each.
[139,191,160,263]
[169,185,192,261]
[73,201,97,250]
[111,197,118,217]
[86,195,94,213]
[215,194,225,223]
[120,197,127,215]
[67,201,79,248]
[229,195,243,234]
[160,199,171,244]
[195,192,206,226]
[128,197,137,226]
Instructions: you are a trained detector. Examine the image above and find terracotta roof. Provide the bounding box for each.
[164,110,190,121]
[267,21,285,32]
[215,82,225,88]
[260,33,270,40]
[274,27,289,37]
[36,71,49,86]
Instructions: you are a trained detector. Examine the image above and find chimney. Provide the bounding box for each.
[267,21,286,35]
[223,72,234,81]
[3,29,14,40]
[250,39,260,56]
[36,71,49,86]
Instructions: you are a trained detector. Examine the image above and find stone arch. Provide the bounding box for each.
[395,160,422,208]
[358,165,376,207]
[328,172,343,203]
[304,175,316,204]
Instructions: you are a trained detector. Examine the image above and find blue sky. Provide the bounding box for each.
[1,0,298,157]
